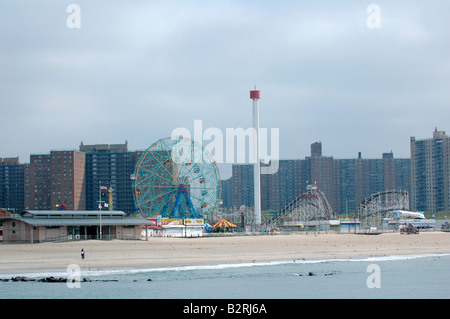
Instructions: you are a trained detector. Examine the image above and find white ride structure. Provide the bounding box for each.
[275,183,336,226]
[250,89,262,225]
[392,210,425,219]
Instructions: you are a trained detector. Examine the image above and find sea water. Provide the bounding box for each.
[0,253,449,299]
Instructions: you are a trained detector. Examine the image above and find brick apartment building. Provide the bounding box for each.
[50,150,86,210]
[25,151,86,211]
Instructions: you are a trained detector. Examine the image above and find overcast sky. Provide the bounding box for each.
[1,1,449,178]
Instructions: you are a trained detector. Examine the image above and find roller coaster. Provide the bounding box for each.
[357,190,409,229]
[272,183,336,226]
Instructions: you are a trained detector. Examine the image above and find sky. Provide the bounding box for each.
[1,1,449,179]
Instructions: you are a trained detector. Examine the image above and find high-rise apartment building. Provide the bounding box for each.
[220,178,232,207]
[25,151,86,210]
[0,157,26,213]
[49,150,86,210]
[26,154,51,210]
[231,160,307,211]
[267,159,306,211]
[15,144,140,214]
[226,142,410,214]
[332,153,410,214]
[231,164,254,208]
[310,142,323,157]
[410,129,450,213]
[80,142,140,214]
[5,144,141,214]
[306,144,335,211]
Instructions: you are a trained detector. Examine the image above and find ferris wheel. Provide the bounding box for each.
[132,136,221,220]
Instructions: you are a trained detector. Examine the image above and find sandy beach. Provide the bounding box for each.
[0,232,449,274]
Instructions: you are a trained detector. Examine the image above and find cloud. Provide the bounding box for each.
[1,0,449,171]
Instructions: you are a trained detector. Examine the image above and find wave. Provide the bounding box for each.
[1,253,449,280]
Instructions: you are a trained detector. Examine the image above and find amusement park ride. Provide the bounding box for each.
[132,136,221,221]
[394,210,425,234]
[392,210,425,219]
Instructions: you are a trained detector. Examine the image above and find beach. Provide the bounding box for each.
[0,232,449,274]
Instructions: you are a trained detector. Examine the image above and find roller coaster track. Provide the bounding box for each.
[271,184,336,225]
[357,189,409,228]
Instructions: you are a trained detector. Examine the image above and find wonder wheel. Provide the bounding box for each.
[132,136,221,220]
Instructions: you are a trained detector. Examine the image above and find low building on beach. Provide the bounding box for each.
[0,210,151,243]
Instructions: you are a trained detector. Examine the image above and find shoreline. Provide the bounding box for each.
[2,252,450,280]
[0,232,449,275]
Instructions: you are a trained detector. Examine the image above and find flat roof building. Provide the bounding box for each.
[50,150,86,210]
[0,210,151,243]
[80,142,140,214]
[410,128,450,213]
[0,157,26,214]
[26,151,86,211]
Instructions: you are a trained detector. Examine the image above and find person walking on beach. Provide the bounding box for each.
[81,248,85,260]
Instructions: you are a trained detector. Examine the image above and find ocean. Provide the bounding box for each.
[0,253,449,300]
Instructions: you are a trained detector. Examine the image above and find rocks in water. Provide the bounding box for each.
[11,276,36,282]
[295,270,340,277]
[2,276,89,283]
[1,276,142,283]
[1,276,68,283]
[41,276,67,283]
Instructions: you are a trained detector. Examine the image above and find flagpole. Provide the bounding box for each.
[99,181,102,240]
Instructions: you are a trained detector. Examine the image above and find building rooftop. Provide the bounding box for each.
[79,142,128,153]
[20,210,126,218]
[1,210,151,227]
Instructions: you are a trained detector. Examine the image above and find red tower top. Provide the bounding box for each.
[250,90,260,99]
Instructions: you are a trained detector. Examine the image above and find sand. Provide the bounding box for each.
[0,232,449,274]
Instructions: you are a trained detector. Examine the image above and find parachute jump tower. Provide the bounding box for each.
[250,89,261,225]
